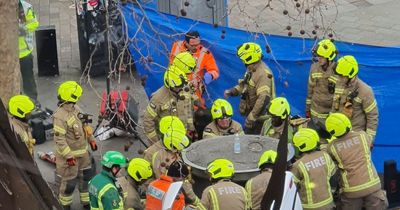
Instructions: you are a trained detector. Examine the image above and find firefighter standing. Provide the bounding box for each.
[331,55,379,141]
[89,151,126,210]
[169,31,220,106]
[53,81,97,209]
[291,128,336,210]
[197,159,249,210]
[306,39,338,123]
[245,150,276,210]
[203,99,243,139]
[325,113,387,210]
[142,66,195,145]
[118,158,153,210]
[151,127,190,178]
[18,0,39,100]
[8,95,36,156]
[225,42,276,134]
[146,160,189,210]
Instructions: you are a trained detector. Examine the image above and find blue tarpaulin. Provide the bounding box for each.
[122,3,400,172]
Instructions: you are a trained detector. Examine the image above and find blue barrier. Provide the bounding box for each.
[122,3,400,172]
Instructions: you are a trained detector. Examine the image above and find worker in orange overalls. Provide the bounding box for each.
[169,31,219,106]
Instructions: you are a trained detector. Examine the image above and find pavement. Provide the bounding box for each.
[23,0,400,209]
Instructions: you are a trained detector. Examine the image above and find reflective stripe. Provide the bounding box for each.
[70,145,88,156]
[361,134,374,180]
[310,109,328,119]
[194,197,207,210]
[80,192,90,202]
[364,100,377,113]
[306,99,311,104]
[152,151,160,167]
[123,192,128,199]
[209,188,220,210]
[196,48,207,72]
[146,130,157,139]
[343,177,381,193]
[334,88,344,94]
[298,162,313,204]
[328,76,338,83]
[354,97,362,103]
[21,132,29,143]
[203,131,216,137]
[241,184,249,210]
[245,180,253,208]
[67,117,76,126]
[57,146,71,156]
[146,105,157,118]
[98,183,117,209]
[330,145,350,188]
[187,118,194,124]
[366,129,376,136]
[303,196,333,209]
[311,73,323,79]
[173,41,184,57]
[54,125,67,134]
[256,85,270,96]
[59,194,73,206]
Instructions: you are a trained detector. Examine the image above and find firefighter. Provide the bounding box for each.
[146,160,189,210]
[331,55,379,142]
[325,113,388,210]
[118,158,153,210]
[169,31,220,106]
[151,127,190,178]
[291,128,336,210]
[197,159,249,210]
[224,42,276,134]
[245,150,276,210]
[142,66,195,145]
[89,151,126,210]
[306,39,338,124]
[261,97,310,143]
[203,99,243,139]
[53,81,97,209]
[143,115,185,162]
[8,95,36,156]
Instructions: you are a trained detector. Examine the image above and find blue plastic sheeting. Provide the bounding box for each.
[122,3,400,172]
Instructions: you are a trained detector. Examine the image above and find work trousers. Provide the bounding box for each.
[339,190,388,210]
[19,54,38,100]
[57,153,92,207]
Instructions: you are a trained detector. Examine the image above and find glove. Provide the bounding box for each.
[89,140,98,151]
[245,117,255,130]
[224,89,231,99]
[203,72,213,85]
[66,157,76,166]
[305,110,311,118]
[186,130,196,141]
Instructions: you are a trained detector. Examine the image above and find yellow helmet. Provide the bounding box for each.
[8,95,35,118]
[335,55,359,79]
[293,128,319,152]
[164,66,188,89]
[159,116,186,134]
[127,158,153,182]
[58,81,83,103]
[211,99,233,120]
[237,42,262,65]
[313,39,337,61]
[325,113,352,137]
[268,97,291,119]
[163,128,190,151]
[207,158,235,179]
[172,52,196,74]
[258,150,277,168]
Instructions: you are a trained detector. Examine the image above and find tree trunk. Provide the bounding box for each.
[0,0,21,105]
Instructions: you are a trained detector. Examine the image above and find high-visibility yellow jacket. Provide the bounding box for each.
[19,0,39,58]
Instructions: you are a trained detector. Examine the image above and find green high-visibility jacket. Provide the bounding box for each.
[89,170,124,210]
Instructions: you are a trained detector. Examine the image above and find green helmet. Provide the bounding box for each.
[101,151,127,168]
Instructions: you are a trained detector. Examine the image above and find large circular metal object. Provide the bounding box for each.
[182,135,279,181]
